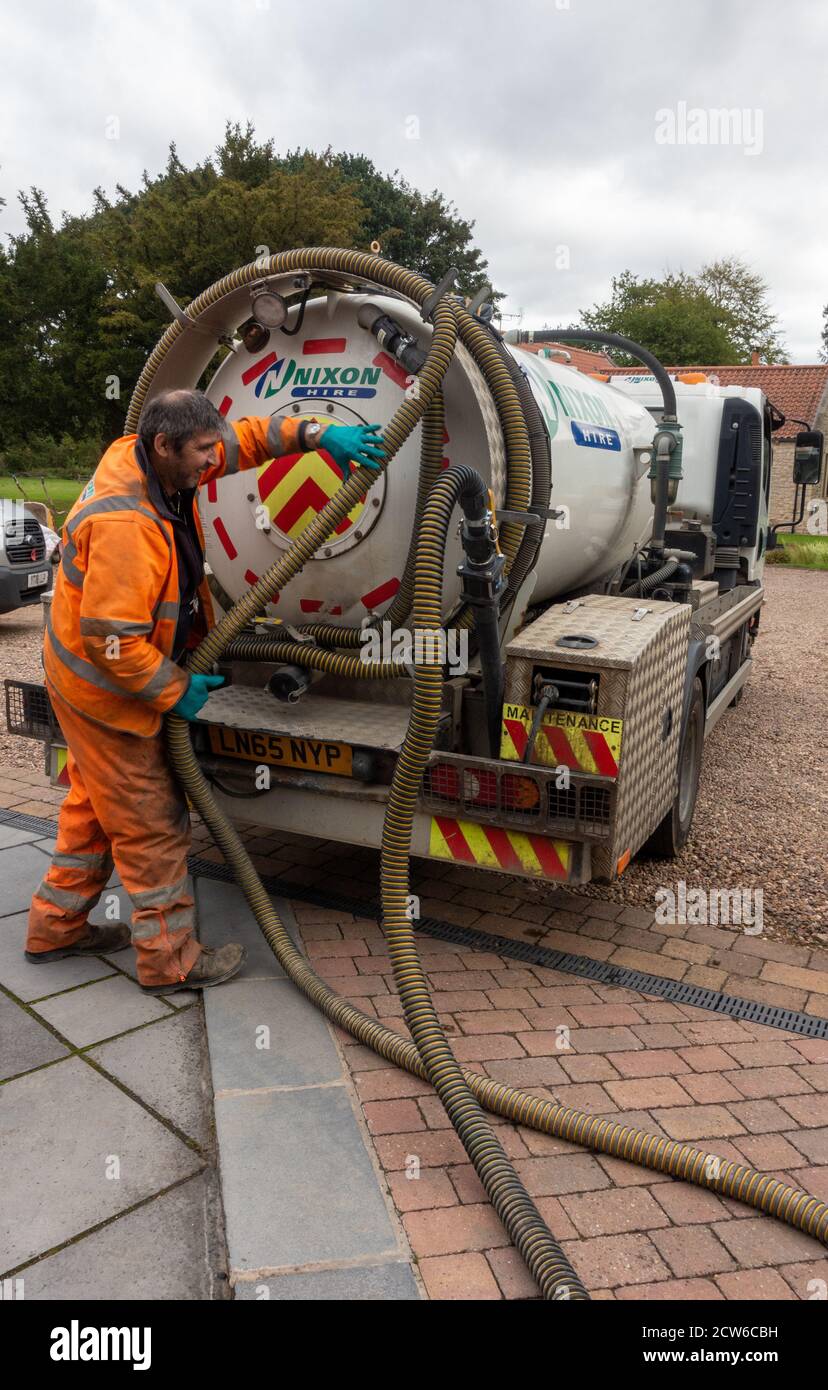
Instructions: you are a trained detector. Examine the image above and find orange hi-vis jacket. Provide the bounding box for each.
[45,414,305,737]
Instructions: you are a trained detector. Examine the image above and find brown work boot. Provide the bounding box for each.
[140,943,246,995]
[25,923,131,963]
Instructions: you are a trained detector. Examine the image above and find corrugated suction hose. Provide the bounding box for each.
[130,249,828,1300]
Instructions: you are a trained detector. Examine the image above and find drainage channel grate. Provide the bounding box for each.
[3,807,825,1042]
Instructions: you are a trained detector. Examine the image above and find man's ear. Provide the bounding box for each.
[153,432,170,459]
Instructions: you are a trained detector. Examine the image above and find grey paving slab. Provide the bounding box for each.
[204,978,342,1092]
[32,836,57,853]
[195,878,299,979]
[88,1009,211,1146]
[214,1085,400,1272]
[0,824,42,849]
[233,1262,420,1300]
[0,991,69,1080]
[0,911,117,1000]
[15,1174,222,1300]
[0,843,60,916]
[0,1057,203,1270]
[32,974,170,1047]
[88,882,134,928]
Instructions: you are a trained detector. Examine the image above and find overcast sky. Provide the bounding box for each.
[2,0,827,360]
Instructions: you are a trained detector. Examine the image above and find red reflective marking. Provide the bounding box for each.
[434,817,475,864]
[530,835,567,879]
[330,606,342,615]
[481,825,523,872]
[361,577,400,609]
[372,351,409,390]
[241,352,278,386]
[213,517,237,560]
[207,479,218,503]
[303,338,346,355]
[503,718,529,758]
[244,569,259,585]
[440,457,451,471]
[541,726,580,769]
[218,395,233,416]
[300,599,323,613]
[57,763,70,787]
[583,730,618,777]
[442,428,450,443]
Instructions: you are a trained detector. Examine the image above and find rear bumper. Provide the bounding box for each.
[201,760,590,884]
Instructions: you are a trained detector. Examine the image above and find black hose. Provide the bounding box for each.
[516,328,678,419]
[621,558,680,597]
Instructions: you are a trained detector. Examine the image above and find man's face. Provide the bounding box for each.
[150,430,222,494]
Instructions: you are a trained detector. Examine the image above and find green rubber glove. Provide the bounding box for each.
[322,423,386,478]
[171,674,225,721]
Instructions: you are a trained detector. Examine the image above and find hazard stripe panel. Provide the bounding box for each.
[429,816,572,880]
[500,703,622,778]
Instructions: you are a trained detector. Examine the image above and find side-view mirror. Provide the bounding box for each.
[793,430,824,486]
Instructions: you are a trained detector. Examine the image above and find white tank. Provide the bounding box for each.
[201,294,657,622]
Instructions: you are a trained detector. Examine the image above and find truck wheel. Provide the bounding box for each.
[642,675,705,859]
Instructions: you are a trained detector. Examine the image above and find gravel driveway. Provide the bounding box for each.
[2,568,825,938]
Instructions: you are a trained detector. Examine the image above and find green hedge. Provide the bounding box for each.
[0,434,103,479]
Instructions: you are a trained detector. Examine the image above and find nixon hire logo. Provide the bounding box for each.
[255,357,381,400]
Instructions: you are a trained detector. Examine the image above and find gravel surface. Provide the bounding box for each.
[569,566,828,940]
[2,569,825,939]
[0,601,49,772]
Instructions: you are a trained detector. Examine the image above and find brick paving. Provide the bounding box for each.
[3,762,828,1300]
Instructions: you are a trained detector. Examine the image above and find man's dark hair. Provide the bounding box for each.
[138,389,225,455]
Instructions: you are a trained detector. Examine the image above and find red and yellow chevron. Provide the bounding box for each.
[257,433,363,541]
[500,703,623,777]
[54,745,70,787]
[429,815,572,880]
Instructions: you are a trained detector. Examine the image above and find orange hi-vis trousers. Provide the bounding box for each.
[27,682,203,987]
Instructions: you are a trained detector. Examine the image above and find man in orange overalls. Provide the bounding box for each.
[26,390,384,994]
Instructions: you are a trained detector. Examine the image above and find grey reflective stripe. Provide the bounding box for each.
[35,879,102,913]
[46,613,133,700]
[131,874,192,911]
[48,614,180,706]
[67,495,172,549]
[133,655,183,702]
[133,905,195,940]
[52,849,113,873]
[80,617,154,638]
[266,416,286,456]
[221,422,241,475]
[61,541,84,588]
[153,600,179,623]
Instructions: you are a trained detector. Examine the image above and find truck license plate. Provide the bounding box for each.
[28,570,49,588]
[207,724,353,777]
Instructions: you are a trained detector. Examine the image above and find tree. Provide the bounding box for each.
[0,122,491,453]
[696,256,788,362]
[580,259,788,366]
[580,270,742,366]
[313,151,490,295]
[820,303,827,363]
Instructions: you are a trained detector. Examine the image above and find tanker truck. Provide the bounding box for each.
[8,251,818,888]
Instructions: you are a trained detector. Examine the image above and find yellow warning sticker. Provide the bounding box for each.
[500,704,623,776]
